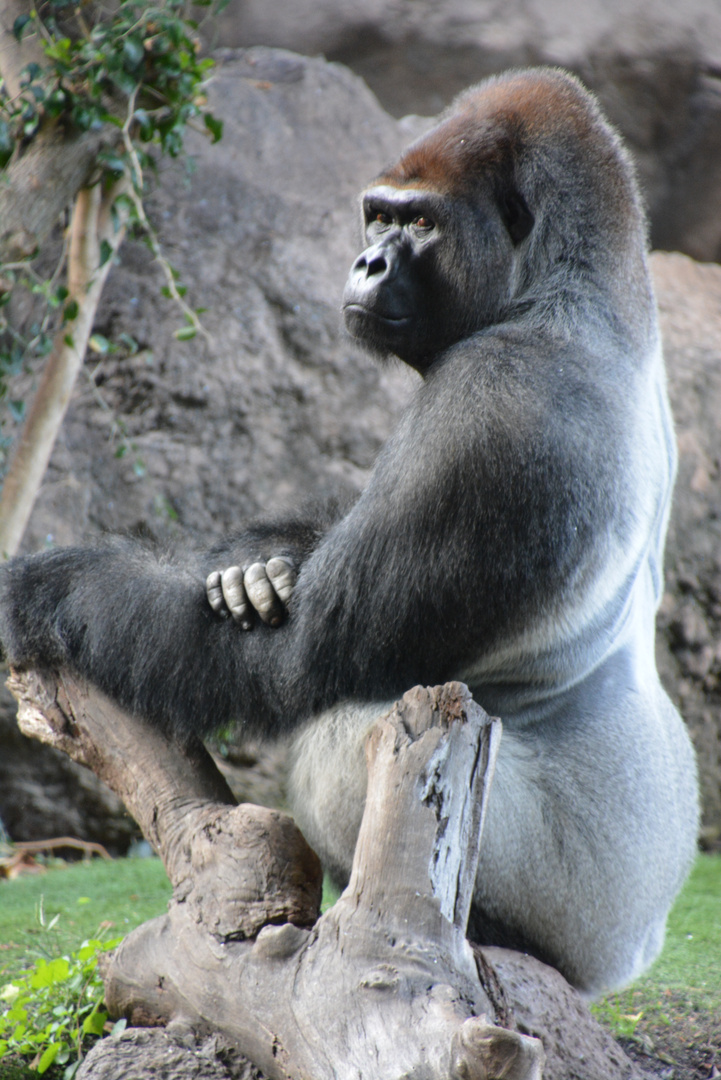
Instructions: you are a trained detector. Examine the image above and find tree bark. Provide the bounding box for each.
[7,669,547,1080]
[0,0,109,262]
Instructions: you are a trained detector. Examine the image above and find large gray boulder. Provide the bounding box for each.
[211,0,721,262]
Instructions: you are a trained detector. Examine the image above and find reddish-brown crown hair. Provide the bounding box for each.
[374,68,613,196]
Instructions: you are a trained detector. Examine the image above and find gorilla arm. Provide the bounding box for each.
[0,335,617,743]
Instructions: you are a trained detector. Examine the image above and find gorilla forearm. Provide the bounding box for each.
[0,539,299,738]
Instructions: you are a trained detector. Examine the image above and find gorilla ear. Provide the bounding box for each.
[499,190,534,245]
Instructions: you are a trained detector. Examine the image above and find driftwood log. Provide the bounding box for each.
[6,669,648,1080]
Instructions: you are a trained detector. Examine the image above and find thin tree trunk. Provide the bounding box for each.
[0,180,127,558]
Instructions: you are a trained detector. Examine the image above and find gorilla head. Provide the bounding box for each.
[343,69,651,371]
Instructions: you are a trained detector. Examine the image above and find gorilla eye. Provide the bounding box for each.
[413,215,435,231]
[373,210,392,226]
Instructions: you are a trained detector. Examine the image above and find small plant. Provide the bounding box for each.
[0,932,123,1077]
[591,994,644,1039]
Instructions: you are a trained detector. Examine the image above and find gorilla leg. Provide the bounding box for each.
[287,649,698,996]
[287,701,392,886]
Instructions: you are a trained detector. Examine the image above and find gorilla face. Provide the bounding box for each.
[342,186,446,367]
[342,183,531,373]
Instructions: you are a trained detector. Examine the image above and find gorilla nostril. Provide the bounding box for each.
[366,256,387,277]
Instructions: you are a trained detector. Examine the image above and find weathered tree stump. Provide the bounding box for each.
[7,669,650,1079]
[8,670,545,1078]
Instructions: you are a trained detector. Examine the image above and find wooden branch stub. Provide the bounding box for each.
[350,681,501,945]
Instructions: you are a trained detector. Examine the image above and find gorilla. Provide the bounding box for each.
[0,68,698,995]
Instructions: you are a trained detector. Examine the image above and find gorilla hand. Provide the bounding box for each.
[206,557,297,629]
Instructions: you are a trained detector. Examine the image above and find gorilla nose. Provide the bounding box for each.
[365,254,387,277]
[353,244,390,281]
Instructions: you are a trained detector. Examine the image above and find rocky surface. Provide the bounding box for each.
[1,48,719,849]
[653,252,721,846]
[210,0,721,263]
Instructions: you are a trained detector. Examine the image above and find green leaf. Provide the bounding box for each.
[9,400,25,422]
[82,1010,107,1036]
[44,37,72,62]
[99,239,114,267]
[37,1041,61,1074]
[45,88,67,118]
[108,68,140,96]
[12,14,32,40]
[98,150,126,176]
[88,334,110,354]
[0,120,14,168]
[204,113,223,144]
[119,333,138,353]
[0,983,20,1003]
[174,326,196,341]
[30,957,69,989]
[71,103,103,132]
[123,37,145,69]
[63,300,79,323]
[20,62,43,85]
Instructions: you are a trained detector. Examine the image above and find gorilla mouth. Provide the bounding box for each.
[343,303,412,327]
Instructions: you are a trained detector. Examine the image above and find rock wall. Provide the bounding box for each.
[210,0,721,263]
[653,253,721,846]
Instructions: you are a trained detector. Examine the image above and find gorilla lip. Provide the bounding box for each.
[343,303,412,326]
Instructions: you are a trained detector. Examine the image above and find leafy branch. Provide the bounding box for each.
[0,0,226,557]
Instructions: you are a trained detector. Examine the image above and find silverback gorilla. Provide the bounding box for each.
[0,69,698,995]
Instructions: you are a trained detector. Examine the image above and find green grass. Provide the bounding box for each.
[1,852,718,995]
[0,858,172,979]
[592,853,721,1076]
[649,852,721,1002]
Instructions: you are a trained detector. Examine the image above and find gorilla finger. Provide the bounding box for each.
[221,566,253,629]
[206,571,228,616]
[265,557,298,604]
[244,562,283,627]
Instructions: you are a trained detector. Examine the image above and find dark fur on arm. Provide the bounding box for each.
[0,341,618,743]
